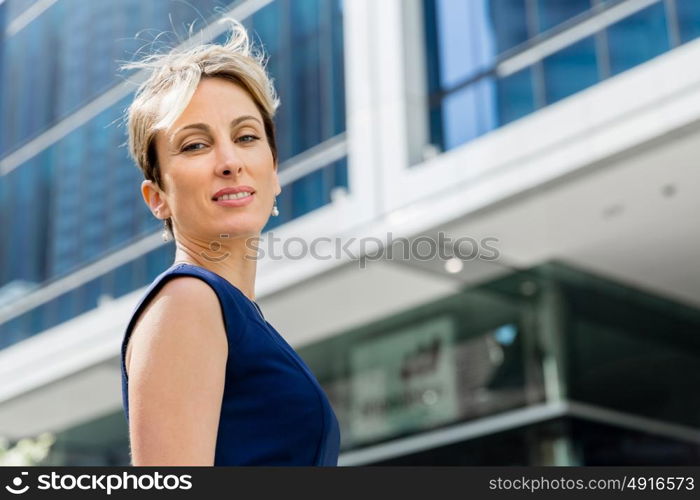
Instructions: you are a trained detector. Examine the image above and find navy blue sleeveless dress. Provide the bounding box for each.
[120,263,340,466]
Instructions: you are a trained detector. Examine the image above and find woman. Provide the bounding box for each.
[119,19,340,466]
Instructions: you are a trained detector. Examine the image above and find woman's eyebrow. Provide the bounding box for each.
[169,115,262,145]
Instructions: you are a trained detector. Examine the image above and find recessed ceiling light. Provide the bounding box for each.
[602,203,624,219]
[444,257,463,274]
[661,184,676,198]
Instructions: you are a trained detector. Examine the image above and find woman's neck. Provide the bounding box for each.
[172,233,259,301]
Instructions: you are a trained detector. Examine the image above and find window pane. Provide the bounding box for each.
[607,2,669,76]
[112,262,135,298]
[424,0,528,92]
[676,0,700,44]
[0,0,225,157]
[292,169,325,218]
[488,0,529,54]
[543,36,598,104]
[537,0,592,33]
[250,0,346,163]
[0,148,52,287]
[433,0,498,89]
[496,67,535,126]
[442,79,498,149]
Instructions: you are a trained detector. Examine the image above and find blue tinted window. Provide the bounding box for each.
[0,149,52,287]
[428,99,444,152]
[676,0,700,44]
[543,36,598,104]
[424,0,530,149]
[442,79,497,149]
[15,314,30,345]
[0,317,27,349]
[333,157,348,190]
[264,157,348,232]
[497,67,535,126]
[247,0,346,163]
[330,0,346,136]
[607,2,669,76]
[82,278,102,312]
[0,0,225,157]
[488,0,529,54]
[112,262,135,298]
[424,0,528,92]
[146,245,175,282]
[434,0,497,88]
[54,289,78,326]
[537,0,592,33]
[424,0,442,95]
[39,96,149,280]
[292,169,325,218]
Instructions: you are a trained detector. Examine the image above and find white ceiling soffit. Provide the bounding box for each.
[440,123,700,308]
[259,257,467,348]
[0,361,122,440]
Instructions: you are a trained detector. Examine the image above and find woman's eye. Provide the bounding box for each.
[181,142,206,152]
[237,134,260,143]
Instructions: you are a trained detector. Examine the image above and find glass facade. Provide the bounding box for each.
[424,0,700,153]
[244,0,346,162]
[0,0,347,349]
[296,261,700,463]
[1,0,225,157]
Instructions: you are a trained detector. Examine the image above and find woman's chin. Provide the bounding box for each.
[214,222,264,239]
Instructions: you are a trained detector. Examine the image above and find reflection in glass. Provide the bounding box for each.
[432,0,498,88]
[442,79,498,149]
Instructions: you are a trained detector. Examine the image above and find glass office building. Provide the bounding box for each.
[425,0,700,151]
[303,262,700,465]
[0,0,347,348]
[1,0,699,465]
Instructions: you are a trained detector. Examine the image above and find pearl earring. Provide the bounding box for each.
[161,220,171,242]
[271,196,279,217]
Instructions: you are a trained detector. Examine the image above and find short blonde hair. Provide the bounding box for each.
[121,18,280,237]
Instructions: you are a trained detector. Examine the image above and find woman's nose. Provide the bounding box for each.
[215,143,243,177]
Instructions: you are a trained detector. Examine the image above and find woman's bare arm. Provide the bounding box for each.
[125,277,228,465]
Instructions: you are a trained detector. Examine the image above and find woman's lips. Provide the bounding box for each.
[213,193,255,207]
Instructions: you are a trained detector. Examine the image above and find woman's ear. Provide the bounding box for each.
[141,180,171,219]
[273,169,281,197]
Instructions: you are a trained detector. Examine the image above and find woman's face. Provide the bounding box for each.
[145,77,280,242]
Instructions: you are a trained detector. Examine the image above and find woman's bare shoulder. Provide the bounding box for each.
[126,276,228,465]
